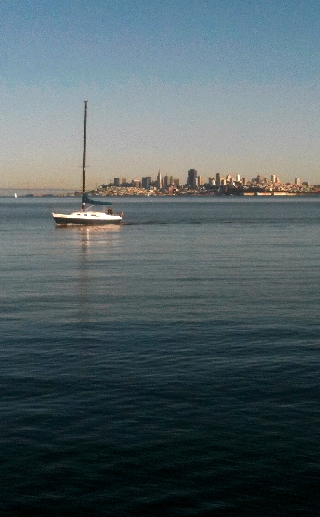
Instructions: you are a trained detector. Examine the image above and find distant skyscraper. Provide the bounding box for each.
[216,173,221,187]
[156,170,162,189]
[295,177,301,186]
[187,169,198,187]
[271,174,276,183]
[114,177,120,186]
[142,176,152,189]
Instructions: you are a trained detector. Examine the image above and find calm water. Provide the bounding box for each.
[1,197,320,516]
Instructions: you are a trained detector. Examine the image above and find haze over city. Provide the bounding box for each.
[2,0,320,190]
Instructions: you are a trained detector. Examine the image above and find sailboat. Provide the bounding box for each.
[52,101,123,225]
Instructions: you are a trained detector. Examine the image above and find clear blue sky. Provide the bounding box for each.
[2,0,320,188]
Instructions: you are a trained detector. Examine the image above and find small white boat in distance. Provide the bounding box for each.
[52,101,123,226]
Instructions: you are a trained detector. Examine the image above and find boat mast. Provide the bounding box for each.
[82,101,88,195]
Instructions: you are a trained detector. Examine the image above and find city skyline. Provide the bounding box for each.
[2,1,320,189]
[106,170,311,190]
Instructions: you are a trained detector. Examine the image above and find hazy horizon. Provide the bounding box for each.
[2,0,320,189]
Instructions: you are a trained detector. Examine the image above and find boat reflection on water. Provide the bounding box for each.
[55,223,122,247]
[54,224,122,233]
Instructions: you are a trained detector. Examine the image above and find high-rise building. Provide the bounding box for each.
[187,169,198,187]
[271,174,276,183]
[142,176,152,189]
[114,178,120,186]
[216,173,221,187]
[156,170,162,189]
[295,177,301,186]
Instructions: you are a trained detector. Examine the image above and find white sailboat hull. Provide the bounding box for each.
[52,210,122,225]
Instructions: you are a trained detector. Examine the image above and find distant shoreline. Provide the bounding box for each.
[1,191,320,199]
[1,187,320,198]
[0,189,77,198]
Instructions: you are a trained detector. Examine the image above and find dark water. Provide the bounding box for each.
[1,197,320,516]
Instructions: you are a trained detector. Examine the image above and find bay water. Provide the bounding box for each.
[1,196,319,516]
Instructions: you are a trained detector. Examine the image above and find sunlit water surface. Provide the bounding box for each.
[1,196,320,516]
